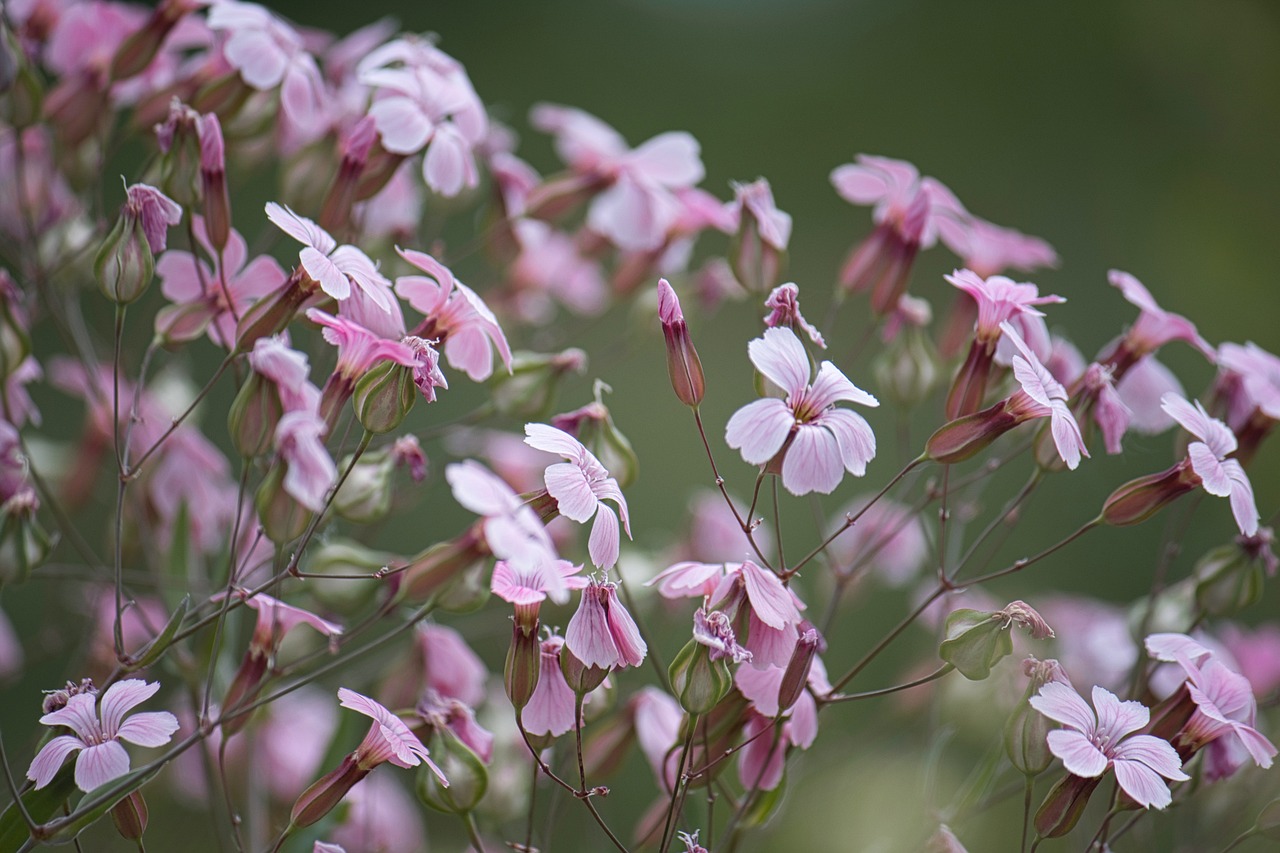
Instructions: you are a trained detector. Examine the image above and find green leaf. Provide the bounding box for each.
[126,594,189,671]
[0,768,76,853]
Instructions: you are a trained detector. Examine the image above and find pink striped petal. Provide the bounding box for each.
[748,327,811,399]
[74,741,131,792]
[1046,729,1108,778]
[588,503,620,569]
[725,398,793,465]
[114,711,179,748]
[300,247,350,301]
[781,425,843,495]
[98,680,160,737]
[27,736,85,789]
[369,96,434,154]
[740,560,799,629]
[1029,681,1096,734]
[544,461,597,523]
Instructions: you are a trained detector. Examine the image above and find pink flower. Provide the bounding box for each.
[531,103,705,251]
[207,1,327,136]
[1217,341,1280,426]
[275,410,337,512]
[492,558,588,609]
[124,183,183,254]
[826,496,928,587]
[703,560,805,669]
[1145,633,1277,771]
[631,687,682,789]
[416,690,494,763]
[445,459,557,570]
[763,283,824,348]
[266,202,392,311]
[725,326,879,496]
[306,308,417,380]
[1029,682,1187,809]
[647,561,725,600]
[232,589,342,653]
[417,623,488,708]
[941,215,1058,279]
[1002,321,1088,469]
[830,154,956,248]
[329,774,424,853]
[28,679,179,793]
[247,333,321,414]
[338,688,445,782]
[945,268,1064,347]
[1162,393,1259,536]
[692,607,752,664]
[522,636,577,737]
[1108,270,1214,361]
[524,423,631,570]
[731,178,791,251]
[1220,622,1280,698]
[564,578,647,670]
[394,248,512,381]
[156,219,286,346]
[508,219,608,319]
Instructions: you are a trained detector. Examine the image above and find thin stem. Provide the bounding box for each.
[0,728,38,832]
[463,811,487,853]
[958,519,1100,587]
[129,353,235,473]
[823,663,954,703]
[659,717,698,853]
[936,463,952,583]
[523,757,539,853]
[1218,830,1256,853]
[1020,775,1033,853]
[953,469,1043,578]
[691,406,772,569]
[771,476,785,572]
[827,586,945,695]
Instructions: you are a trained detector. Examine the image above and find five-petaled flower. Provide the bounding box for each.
[1163,394,1259,536]
[726,326,879,495]
[28,679,179,793]
[1029,682,1187,809]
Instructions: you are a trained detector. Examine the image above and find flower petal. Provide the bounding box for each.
[748,327,811,399]
[781,424,844,495]
[1046,729,1108,778]
[725,398,793,466]
[27,735,85,789]
[114,711,179,748]
[99,680,160,737]
[74,741,131,793]
[544,461,598,523]
[740,560,799,629]
[1029,681,1096,734]
[588,503,620,569]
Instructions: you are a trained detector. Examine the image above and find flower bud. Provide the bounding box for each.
[435,559,491,614]
[550,382,639,489]
[219,649,269,736]
[290,754,368,828]
[227,372,284,459]
[668,638,732,715]
[110,0,194,81]
[4,60,43,129]
[778,624,825,712]
[319,116,377,232]
[198,113,231,252]
[504,622,541,711]
[350,360,418,435]
[729,179,789,294]
[657,279,705,408]
[938,609,1014,680]
[333,450,393,524]
[395,527,487,604]
[416,728,488,815]
[110,791,148,841]
[305,539,393,611]
[0,490,52,587]
[560,645,609,696]
[490,348,587,418]
[94,212,154,305]
[945,339,998,420]
[873,324,940,409]
[234,271,311,352]
[153,100,202,208]
[1033,773,1101,839]
[1192,534,1271,618]
[1101,464,1196,528]
[254,464,311,544]
[925,402,1018,465]
[1256,797,1280,841]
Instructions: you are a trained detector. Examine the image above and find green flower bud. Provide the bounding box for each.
[1192,532,1273,618]
[669,638,732,715]
[416,729,488,815]
[1034,773,1101,839]
[254,464,311,544]
[939,609,1014,680]
[303,539,393,611]
[227,372,283,458]
[490,348,587,419]
[504,624,541,711]
[873,324,940,409]
[560,646,609,696]
[395,527,487,605]
[0,490,52,587]
[110,791,148,841]
[333,450,393,523]
[95,214,154,305]
[353,361,416,434]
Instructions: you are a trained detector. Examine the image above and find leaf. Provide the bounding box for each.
[127,595,190,672]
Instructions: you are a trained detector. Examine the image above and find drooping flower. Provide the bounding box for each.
[1029,682,1187,809]
[1163,394,1258,536]
[692,607,752,664]
[394,248,512,381]
[522,636,577,738]
[123,183,183,254]
[1107,270,1214,365]
[275,410,337,513]
[763,283,824,348]
[266,202,392,311]
[27,679,179,793]
[710,560,805,669]
[564,578,647,670]
[725,326,879,496]
[524,423,631,569]
[729,177,791,292]
[247,333,321,414]
[339,688,443,777]
[492,558,588,628]
[445,459,557,570]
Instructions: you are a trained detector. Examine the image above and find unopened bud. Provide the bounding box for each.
[668,638,732,715]
[435,559,490,614]
[219,649,269,736]
[110,790,148,841]
[1193,532,1272,618]
[925,402,1018,465]
[305,539,394,611]
[396,527,487,604]
[352,361,417,435]
[657,279,705,408]
[234,271,311,352]
[254,464,311,544]
[1005,658,1069,775]
[416,728,488,815]
[873,323,940,408]
[550,381,639,488]
[198,113,230,252]
[110,0,193,80]
[778,624,825,712]
[490,348,587,418]
[227,373,283,458]
[505,623,541,711]
[938,608,1014,680]
[729,179,790,293]
[94,213,154,305]
[0,490,52,586]
[333,451,393,524]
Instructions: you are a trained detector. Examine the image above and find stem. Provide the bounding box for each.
[1020,775,1033,853]
[463,811,487,853]
[691,406,772,569]
[523,758,538,853]
[823,663,954,703]
[659,716,698,853]
[0,728,38,832]
[827,586,945,694]
[1218,830,1256,853]
[771,476,785,572]
[129,353,235,473]
[958,519,1100,587]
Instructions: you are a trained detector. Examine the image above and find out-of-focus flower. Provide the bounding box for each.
[445,459,557,570]
[522,635,576,738]
[726,326,878,496]
[275,410,336,512]
[28,679,179,793]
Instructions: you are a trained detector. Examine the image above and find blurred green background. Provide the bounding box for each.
[6,0,1280,850]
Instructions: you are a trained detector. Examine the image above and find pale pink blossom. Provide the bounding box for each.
[1114,356,1183,434]
[492,558,588,609]
[829,154,958,248]
[275,410,337,512]
[827,496,928,587]
[329,774,425,853]
[945,268,1063,347]
[692,607,752,664]
[44,0,142,76]
[524,423,631,570]
[27,679,179,793]
[710,560,804,669]
[124,183,182,254]
[391,435,427,482]
[247,333,321,414]
[731,178,791,251]
[522,636,577,737]
[207,1,327,137]
[156,219,286,346]
[417,623,487,708]
[1001,321,1088,470]
[531,103,705,251]
[306,308,417,379]
[647,561,725,600]
[1145,633,1277,772]
[508,219,608,320]
[1029,682,1187,809]
[225,589,342,653]
[736,711,786,791]
[631,686,682,790]
[1217,341,1280,426]
[416,689,494,763]
[763,283,824,348]
[940,215,1058,278]
[445,459,557,570]
[1108,270,1214,360]
[266,202,392,311]
[1219,622,1280,698]
[1162,393,1259,536]
[1037,597,1137,693]
[725,326,878,496]
[259,688,338,800]
[564,578,647,670]
[338,688,445,782]
[395,249,512,381]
